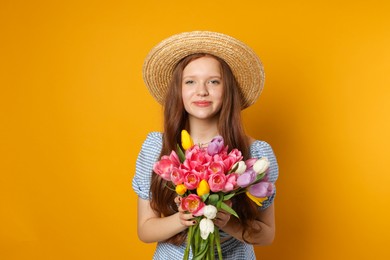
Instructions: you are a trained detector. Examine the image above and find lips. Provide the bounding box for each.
[193,101,212,107]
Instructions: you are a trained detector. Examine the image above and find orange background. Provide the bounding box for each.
[1,0,389,259]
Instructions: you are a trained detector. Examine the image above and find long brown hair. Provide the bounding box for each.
[150,53,261,244]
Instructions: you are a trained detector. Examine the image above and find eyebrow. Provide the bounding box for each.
[182,75,222,79]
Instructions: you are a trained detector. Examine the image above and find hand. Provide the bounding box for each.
[213,200,232,228]
[174,196,197,227]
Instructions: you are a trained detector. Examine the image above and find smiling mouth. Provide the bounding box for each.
[194,101,211,107]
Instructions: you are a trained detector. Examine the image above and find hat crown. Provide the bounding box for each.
[143,31,264,109]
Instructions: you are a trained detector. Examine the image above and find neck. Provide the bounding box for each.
[188,117,219,145]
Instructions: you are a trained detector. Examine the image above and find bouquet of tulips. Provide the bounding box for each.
[153,130,274,260]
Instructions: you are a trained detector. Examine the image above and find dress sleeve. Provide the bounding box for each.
[132,132,163,200]
[250,140,279,210]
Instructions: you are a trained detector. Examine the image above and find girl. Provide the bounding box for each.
[132,31,278,259]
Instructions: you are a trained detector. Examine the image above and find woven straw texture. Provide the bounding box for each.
[143,31,264,109]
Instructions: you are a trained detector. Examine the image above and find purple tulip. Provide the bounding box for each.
[237,169,256,187]
[249,182,274,197]
[207,136,224,156]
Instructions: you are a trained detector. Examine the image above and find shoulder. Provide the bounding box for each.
[140,132,163,152]
[144,131,163,144]
[247,136,275,157]
[250,139,274,155]
[137,132,163,162]
[136,131,163,168]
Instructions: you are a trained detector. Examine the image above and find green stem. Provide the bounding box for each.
[194,223,199,254]
[209,232,215,260]
[215,227,222,260]
[184,226,193,260]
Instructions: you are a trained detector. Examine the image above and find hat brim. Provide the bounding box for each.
[143,31,265,109]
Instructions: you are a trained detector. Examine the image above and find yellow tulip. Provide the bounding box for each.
[181,130,194,150]
[197,179,210,196]
[246,191,268,207]
[176,184,187,195]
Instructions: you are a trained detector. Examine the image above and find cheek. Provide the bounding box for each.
[212,87,224,102]
[181,89,191,111]
[182,87,195,102]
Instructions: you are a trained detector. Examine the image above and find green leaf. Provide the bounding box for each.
[201,193,210,202]
[217,192,224,208]
[176,144,185,163]
[255,171,266,182]
[223,193,235,201]
[221,202,239,218]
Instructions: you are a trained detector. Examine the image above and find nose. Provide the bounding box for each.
[197,82,209,97]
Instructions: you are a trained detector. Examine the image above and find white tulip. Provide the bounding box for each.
[233,161,247,174]
[253,157,270,174]
[199,218,214,240]
[203,205,217,219]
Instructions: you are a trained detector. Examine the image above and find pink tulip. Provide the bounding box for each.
[228,149,243,162]
[184,171,200,190]
[170,167,185,185]
[249,182,274,197]
[191,165,209,180]
[207,136,224,156]
[223,173,238,192]
[181,194,205,216]
[169,151,181,166]
[208,161,225,176]
[208,172,227,192]
[223,149,243,170]
[153,158,174,181]
[184,146,211,170]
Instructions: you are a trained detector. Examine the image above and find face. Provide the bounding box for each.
[181,56,224,122]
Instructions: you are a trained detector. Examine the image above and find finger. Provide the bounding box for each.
[180,212,195,221]
[174,196,182,204]
[179,213,197,226]
[213,218,225,228]
[181,219,197,227]
[214,215,230,228]
[216,211,230,220]
[177,205,185,213]
[174,196,182,209]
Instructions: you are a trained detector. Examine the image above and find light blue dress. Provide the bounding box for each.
[132,132,279,259]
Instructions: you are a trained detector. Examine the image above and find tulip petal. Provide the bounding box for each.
[237,170,256,187]
[203,205,217,219]
[181,130,194,150]
[199,218,214,240]
[249,182,274,197]
[207,136,224,156]
[253,157,270,174]
[246,191,268,207]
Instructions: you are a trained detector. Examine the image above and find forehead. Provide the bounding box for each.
[183,56,222,73]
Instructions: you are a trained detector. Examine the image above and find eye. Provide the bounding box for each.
[184,80,195,85]
[208,79,221,85]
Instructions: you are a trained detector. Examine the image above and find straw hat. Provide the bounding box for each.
[143,31,264,109]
